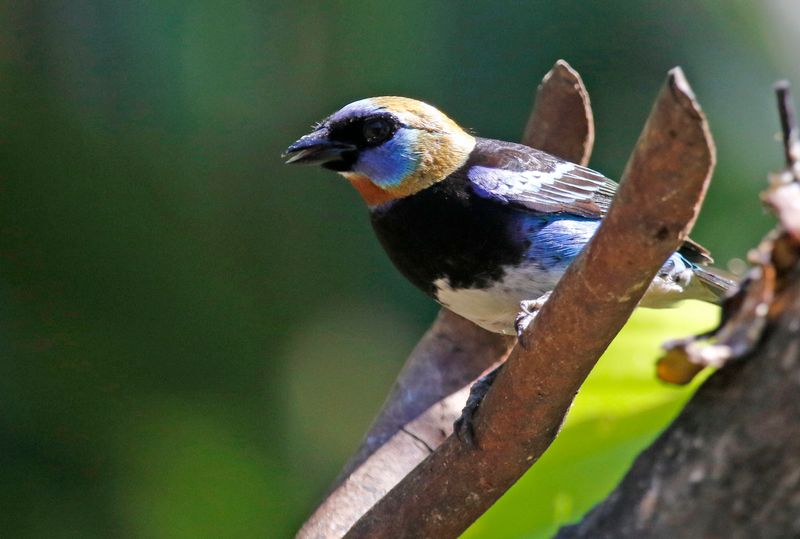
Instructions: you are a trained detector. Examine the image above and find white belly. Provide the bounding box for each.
[433,263,561,334]
[433,261,703,335]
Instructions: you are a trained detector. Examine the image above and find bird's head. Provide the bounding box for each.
[284,97,476,206]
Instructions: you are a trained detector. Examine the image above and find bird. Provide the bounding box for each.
[284,96,732,339]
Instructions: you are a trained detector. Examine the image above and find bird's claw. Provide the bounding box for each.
[454,366,502,449]
[514,292,551,348]
[514,311,534,348]
[453,408,478,448]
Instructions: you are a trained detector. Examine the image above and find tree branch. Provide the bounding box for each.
[344,67,715,538]
[556,82,800,538]
[298,59,595,539]
[523,59,595,164]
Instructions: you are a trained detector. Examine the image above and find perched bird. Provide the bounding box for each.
[284,96,731,338]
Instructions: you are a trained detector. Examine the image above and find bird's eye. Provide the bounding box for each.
[362,117,394,145]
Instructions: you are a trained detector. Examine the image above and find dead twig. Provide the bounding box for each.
[775,81,799,172]
[556,80,800,539]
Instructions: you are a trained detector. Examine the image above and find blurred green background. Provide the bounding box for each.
[1,1,797,537]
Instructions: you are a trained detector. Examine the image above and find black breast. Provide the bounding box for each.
[369,173,529,297]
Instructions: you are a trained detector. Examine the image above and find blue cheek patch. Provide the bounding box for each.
[357,129,421,187]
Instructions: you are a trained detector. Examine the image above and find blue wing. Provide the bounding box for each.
[466,138,617,219]
[465,137,714,265]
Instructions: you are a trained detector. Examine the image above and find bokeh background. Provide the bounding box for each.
[2,1,798,537]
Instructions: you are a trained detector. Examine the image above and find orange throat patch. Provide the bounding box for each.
[342,173,403,207]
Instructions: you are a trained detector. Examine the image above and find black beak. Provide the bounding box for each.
[283,130,357,166]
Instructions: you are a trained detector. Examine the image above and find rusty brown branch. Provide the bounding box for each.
[298,311,510,538]
[523,59,595,165]
[344,67,715,539]
[556,79,800,539]
[329,310,512,488]
[297,59,594,539]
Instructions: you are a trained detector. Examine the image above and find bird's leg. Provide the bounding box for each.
[514,291,552,347]
[454,365,502,448]
[454,291,553,447]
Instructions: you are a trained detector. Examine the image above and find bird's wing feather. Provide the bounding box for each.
[467,138,617,219]
[465,138,715,265]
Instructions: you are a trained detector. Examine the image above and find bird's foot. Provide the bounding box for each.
[454,365,502,449]
[514,291,552,347]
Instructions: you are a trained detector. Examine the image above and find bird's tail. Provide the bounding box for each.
[691,265,737,303]
[641,255,737,308]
